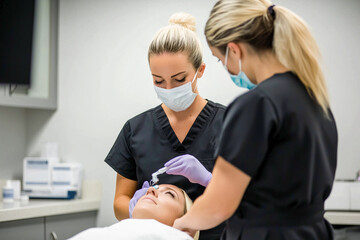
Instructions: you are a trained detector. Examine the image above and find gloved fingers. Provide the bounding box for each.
[166,165,186,175]
[164,156,183,167]
[142,181,150,189]
[137,188,149,196]
[166,161,184,171]
[134,188,148,198]
[129,198,137,218]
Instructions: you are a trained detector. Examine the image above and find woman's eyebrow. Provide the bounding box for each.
[171,71,186,78]
[152,73,163,78]
[161,186,179,198]
[152,71,186,79]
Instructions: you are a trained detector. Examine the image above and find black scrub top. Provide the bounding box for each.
[217,72,337,240]
[105,100,226,240]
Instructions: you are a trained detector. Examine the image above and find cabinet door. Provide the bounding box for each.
[0,0,58,110]
[0,217,44,240]
[45,211,97,240]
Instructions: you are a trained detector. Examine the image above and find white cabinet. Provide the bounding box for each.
[0,218,44,240]
[0,211,97,240]
[0,0,58,110]
[45,212,97,240]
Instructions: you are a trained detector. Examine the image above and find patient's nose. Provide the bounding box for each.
[146,187,158,197]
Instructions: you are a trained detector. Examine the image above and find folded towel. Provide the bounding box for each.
[68,218,193,240]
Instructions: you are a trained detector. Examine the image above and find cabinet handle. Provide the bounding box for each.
[50,231,58,240]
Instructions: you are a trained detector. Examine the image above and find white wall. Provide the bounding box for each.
[23,0,360,227]
[0,107,26,180]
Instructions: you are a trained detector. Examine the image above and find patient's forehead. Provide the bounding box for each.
[158,184,181,192]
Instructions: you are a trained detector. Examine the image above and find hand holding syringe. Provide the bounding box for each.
[150,166,168,186]
[150,154,212,187]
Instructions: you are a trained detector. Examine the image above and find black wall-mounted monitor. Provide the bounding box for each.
[0,0,36,85]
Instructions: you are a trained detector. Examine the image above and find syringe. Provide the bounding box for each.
[150,166,168,186]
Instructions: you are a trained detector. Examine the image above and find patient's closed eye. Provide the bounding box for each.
[165,191,175,198]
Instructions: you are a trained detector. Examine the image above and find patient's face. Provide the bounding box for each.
[132,184,185,226]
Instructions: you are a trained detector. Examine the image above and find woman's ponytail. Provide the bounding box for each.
[205,0,330,116]
[273,6,329,115]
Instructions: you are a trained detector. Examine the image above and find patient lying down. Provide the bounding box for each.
[69,184,199,240]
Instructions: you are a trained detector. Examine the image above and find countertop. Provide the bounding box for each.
[325,211,360,225]
[0,180,101,222]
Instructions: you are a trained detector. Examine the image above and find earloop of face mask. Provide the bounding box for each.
[154,70,199,112]
[224,46,256,90]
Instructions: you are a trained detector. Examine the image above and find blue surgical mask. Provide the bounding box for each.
[224,46,256,90]
[154,70,198,112]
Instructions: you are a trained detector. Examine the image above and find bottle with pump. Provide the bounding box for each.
[2,180,14,203]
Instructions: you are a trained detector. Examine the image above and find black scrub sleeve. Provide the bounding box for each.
[105,121,137,180]
[217,89,278,177]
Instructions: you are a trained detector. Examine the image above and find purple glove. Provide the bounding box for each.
[164,154,212,187]
[129,181,149,218]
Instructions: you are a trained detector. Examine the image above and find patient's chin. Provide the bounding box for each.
[132,207,175,227]
[132,206,155,219]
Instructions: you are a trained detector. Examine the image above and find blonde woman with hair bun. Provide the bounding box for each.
[173,1,338,240]
[168,12,197,32]
[105,12,226,240]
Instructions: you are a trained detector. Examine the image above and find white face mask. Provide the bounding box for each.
[154,70,198,112]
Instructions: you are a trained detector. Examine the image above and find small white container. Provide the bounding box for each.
[20,194,29,203]
[10,180,21,200]
[2,180,14,203]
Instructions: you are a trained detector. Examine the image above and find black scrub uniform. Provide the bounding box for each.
[105,100,226,240]
[217,72,337,240]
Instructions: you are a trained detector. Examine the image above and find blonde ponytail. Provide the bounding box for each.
[148,12,203,70]
[273,6,329,115]
[205,0,329,115]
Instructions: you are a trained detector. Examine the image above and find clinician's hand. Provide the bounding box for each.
[173,218,197,238]
[129,181,149,218]
[165,154,212,187]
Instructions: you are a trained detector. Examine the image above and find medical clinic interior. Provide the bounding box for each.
[0,0,360,239]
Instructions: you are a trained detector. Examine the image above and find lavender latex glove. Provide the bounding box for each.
[164,154,212,187]
[129,181,149,218]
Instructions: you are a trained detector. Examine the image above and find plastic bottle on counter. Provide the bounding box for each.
[2,180,14,203]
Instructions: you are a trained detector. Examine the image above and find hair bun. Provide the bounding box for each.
[168,12,196,32]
